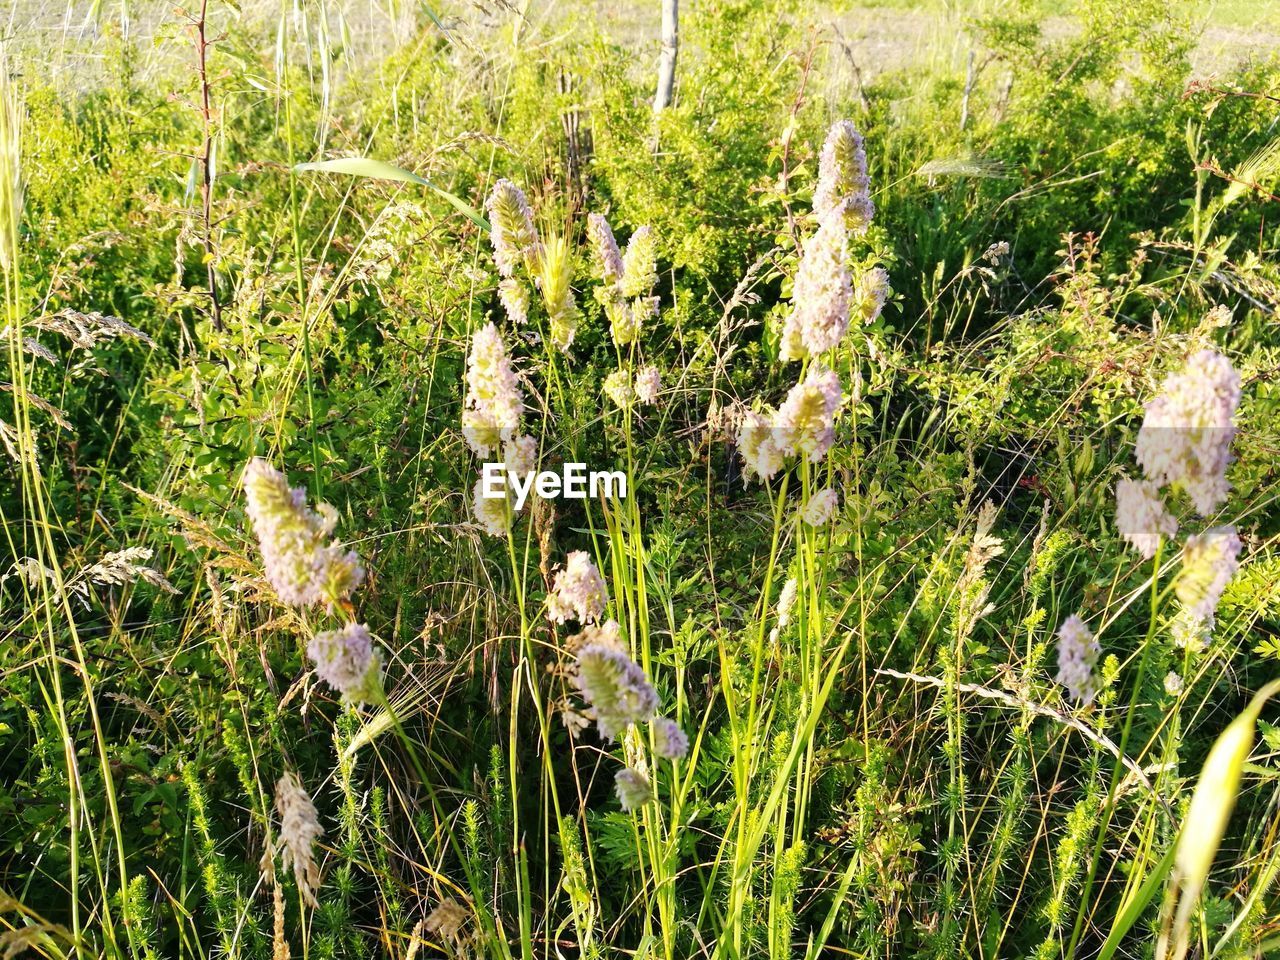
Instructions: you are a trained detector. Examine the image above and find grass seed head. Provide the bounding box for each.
[274,772,323,908]
[614,766,655,811]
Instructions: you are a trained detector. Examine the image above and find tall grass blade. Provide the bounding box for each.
[294,157,489,228]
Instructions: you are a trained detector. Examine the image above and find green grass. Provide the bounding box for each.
[843,0,1280,28]
[2,0,1280,957]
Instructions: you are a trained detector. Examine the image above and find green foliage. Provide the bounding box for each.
[3,0,1280,957]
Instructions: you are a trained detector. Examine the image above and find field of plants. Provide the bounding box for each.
[2,0,1280,956]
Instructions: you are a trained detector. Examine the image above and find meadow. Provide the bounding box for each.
[2,0,1280,956]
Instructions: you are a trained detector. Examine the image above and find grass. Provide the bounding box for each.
[1,0,1280,957]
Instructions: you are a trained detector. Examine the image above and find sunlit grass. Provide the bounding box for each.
[2,0,1280,957]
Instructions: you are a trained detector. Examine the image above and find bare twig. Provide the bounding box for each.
[1183,79,1280,105]
[1195,160,1280,204]
[191,0,223,330]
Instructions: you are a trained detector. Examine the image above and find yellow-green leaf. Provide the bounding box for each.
[293,158,489,230]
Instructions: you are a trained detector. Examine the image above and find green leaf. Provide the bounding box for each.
[1261,720,1280,753]
[293,158,489,230]
[1097,840,1177,960]
[295,156,429,185]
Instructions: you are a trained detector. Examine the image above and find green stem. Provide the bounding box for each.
[1068,538,1166,956]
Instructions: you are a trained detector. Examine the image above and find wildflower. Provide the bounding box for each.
[307,623,381,703]
[604,369,635,408]
[634,365,661,404]
[503,434,538,476]
[462,322,524,457]
[486,179,539,278]
[612,296,658,346]
[538,235,579,352]
[1134,349,1241,515]
[461,409,500,458]
[614,767,654,811]
[547,550,608,624]
[619,226,658,299]
[466,323,523,424]
[633,296,660,334]
[1055,614,1100,705]
[560,702,592,739]
[355,234,398,283]
[592,293,621,331]
[780,214,852,360]
[802,488,839,526]
[1115,477,1177,559]
[983,241,1010,265]
[243,459,364,610]
[383,199,425,224]
[706,397,745,444]
[1175,526,1241,623]
[1171,609,1211,652]
[587,212,624,284]
[498,278,529,325]
[1204,303,1232,328]
[1164,671,1184,696]
[774,366,843,463]
[813,120,873,232]
[275,772,323,908]
[777,577,798,628]
[844,195,876,233]
[738,409,784,483]
[566,617,624,654]
[471,478,510,537]
[653,716,689,760]
[576,643,659,739]
[425,898,470,945]
[852,266,890,325]
[601,300,631,344]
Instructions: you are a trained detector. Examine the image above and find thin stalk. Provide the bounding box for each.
[279,13,323,494]
[1067,538,1167,957]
